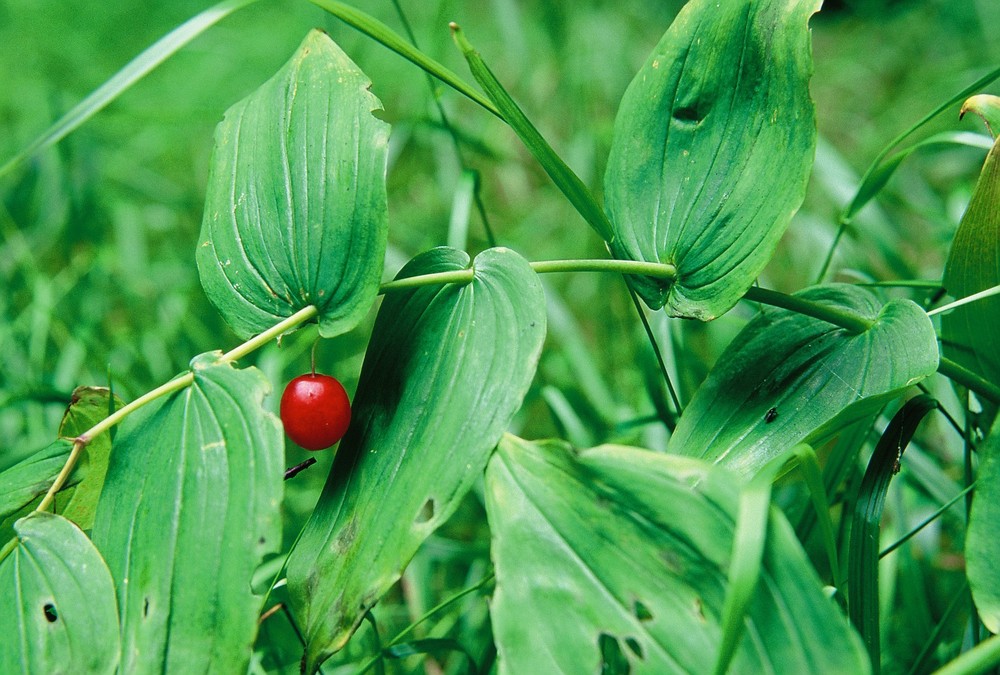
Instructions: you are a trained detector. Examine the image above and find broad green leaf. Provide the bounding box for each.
[287,247,546,673]
[668,284,939,477]
[486,436,870,674]
[0,440,72,524]
[197,29,389,340]
[967,417,1000,633]
[0,512,119,674]
[604,0,821,320]
[57,386,124,530]
[91,354,283,674]
[942,135,1000,423]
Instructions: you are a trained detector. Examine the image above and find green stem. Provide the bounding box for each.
[35,304,320,514]
[376,259,679,294]
[939,357,1000,404]
[743,286,874,333]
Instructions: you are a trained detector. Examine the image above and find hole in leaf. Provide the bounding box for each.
[672,103,707,124]
[598,633,630,675]
[624,637,644,660]
[633,600,653,622]
[415,499,435,524]
[143,598,150,617]
[43,603,58,622]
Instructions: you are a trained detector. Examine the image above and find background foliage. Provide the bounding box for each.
[1,0,998,672]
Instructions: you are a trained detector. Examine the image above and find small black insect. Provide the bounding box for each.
[764,407,778,424]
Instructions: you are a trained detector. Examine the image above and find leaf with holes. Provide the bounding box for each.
[486,436,870,674]
[604,0,820,320]
[91,354,283,673]
[942,134,1000,424]
[0,512,120,674]
[667,284,938,477]
[197,29,389,340]
[286,247,546,673]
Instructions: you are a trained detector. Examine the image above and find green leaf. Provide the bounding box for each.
[197,29,389,340]
[57,386,124,531]
[0,440,72,524]
[847,395,937,668]
[286,247,546,673]
[0,512,120,674]
[486,436,870,674]
[942,135,1000,423]
[967,416,1000,634]
[91,354,283,674]
[962,94,1000,139]
[668,284,939,477]
[604,0,821,320]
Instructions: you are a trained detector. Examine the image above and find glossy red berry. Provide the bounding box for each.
[279,374,352,451]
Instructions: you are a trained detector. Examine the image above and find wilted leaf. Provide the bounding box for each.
[198,29,389,340]
[604,0,821,320]
[91,354,283,674]
[287,247,546,673]
[0,512,119,674]
[486,436,870,674]
[668,284,939,476]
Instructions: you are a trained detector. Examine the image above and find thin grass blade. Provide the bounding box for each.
[848,395,938,671]
[0,0,260,176]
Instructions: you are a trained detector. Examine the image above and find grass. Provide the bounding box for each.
[1,0,997,672]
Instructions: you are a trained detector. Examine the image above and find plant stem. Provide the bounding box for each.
[743,286,873,333]
[939,357,1000,404]
[35,304,320,514]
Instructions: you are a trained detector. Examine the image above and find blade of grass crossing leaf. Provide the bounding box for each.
[450,25,615,243]
[307,0,499,118]
[0,0,261,176]
[848,395,938,672]
[790,444,842,585]
[713,461,779,675]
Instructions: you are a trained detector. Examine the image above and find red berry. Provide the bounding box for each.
[279,374,352,451]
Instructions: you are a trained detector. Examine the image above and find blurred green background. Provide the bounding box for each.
[1,0,998,671]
